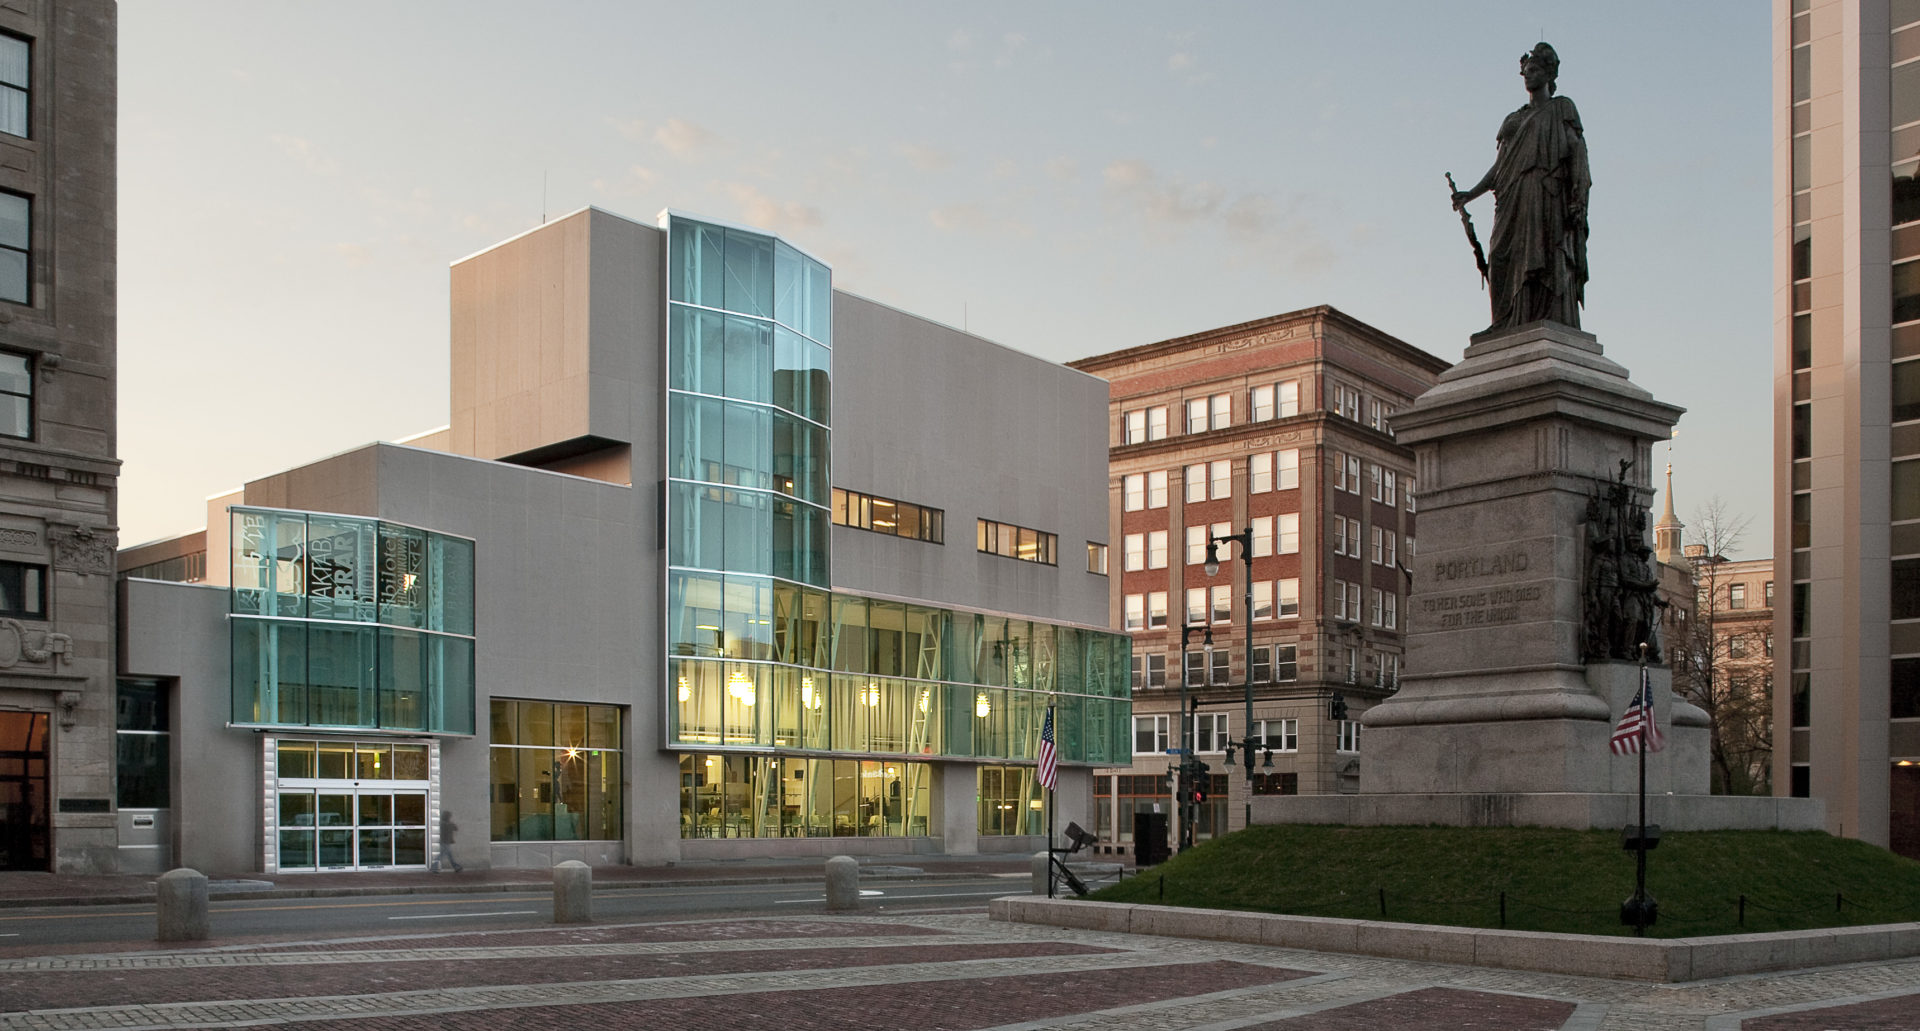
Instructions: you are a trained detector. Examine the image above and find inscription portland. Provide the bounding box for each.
[1420,545,1546,629]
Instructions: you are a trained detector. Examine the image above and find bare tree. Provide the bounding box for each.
[1672,498,1772,795]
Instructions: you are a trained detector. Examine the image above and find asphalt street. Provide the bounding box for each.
[0,875,1028,946]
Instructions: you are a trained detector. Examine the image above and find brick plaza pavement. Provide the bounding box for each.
[2,909,1918,1030]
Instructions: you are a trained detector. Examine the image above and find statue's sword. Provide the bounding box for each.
[1446,172,1490,287]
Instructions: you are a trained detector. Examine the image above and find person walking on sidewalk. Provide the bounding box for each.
[430,810,463,873]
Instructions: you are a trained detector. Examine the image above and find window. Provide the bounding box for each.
[1186,526,1207,566]
[1185,648,1206,686]
[1193,713,1229,751]
[0,560,43,619]
[1212,393,1231,429]
[1087,542,1107,575]
[1186,397,1209,434]
[1211,521,1231,555]
[0,192,27,305]
[1729,583,1748,610]
[1371,588,1384,627]
[976,518,1056,564]
[1273,644,1299,681]
[1209,645,1230,684]
[1381,470,1397,507]
[1148,470,1169,508]
[0,34,23,139]
[1185,463,1207,503]
[1331,384,1361,421]
[116,680,170,810]
[1346,456,1362,494]
[1278,513,1299,555]
[1372,527,1396,566]
[1210,459,1231,499]
[1252,516,1273,557]
[1124,533,1145,572]
[0,350,29,439]
[1255,718,1299,751]
[1276,449,1299,490]
[1186,393,1231,433]
[1124,474,1145,511]
[1211,585,1232,624]
[1369,463,1383,501]
[1368,399,1394,432]
[1381,592,1398,629]
[1250,452,1271,493]
[1147,531,1168,569]
[1335,517,1362,557]
[1124,406,1169,443]
[1729,636,1748,659]
[492,700,622,843]
[833,488,944,543]
[1379,653,1400,689]
[1148,591,1169,629]
[1407,477,1417,512]
[1252,380,1301,421]
[1186,588,1206,626]
[1337,720,1362,752]
[1765,580,1775,606]
[1134,714,1170,754]
[1252,580,1273,620]
[1334,580,1361,622]
[1336,454,1353,492]
[1124,594,1145,631]
[1131,653,1168,690]
[1277,578,1299,617]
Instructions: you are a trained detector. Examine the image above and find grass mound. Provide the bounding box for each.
[1086,825,1920,938]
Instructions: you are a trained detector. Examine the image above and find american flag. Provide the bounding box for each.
[1609,667,1667,755]
[1037,706,1059,791]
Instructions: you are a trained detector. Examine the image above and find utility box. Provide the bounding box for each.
[1133,812,1169,866]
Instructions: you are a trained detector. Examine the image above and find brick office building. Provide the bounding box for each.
[1071,307,1447,847]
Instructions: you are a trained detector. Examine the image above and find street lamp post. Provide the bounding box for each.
[1178,623,1211,850]
[1205,527,1255,830]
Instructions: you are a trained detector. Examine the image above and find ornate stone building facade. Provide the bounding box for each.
[0,2,117,874]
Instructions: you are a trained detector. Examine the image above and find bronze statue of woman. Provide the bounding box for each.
[1451,42,1591,333]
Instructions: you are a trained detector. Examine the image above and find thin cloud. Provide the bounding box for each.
[724,183,822,234]
[655,118,723,159]
[896,143,955,173]
[269,133,339,177]
[1168,52,1193,72]
[928,203,1033,239]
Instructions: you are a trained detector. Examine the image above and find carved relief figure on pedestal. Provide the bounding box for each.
[1584,461,1665,662]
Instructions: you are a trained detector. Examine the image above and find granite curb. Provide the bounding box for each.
[0,866,1031,910]
[987,894,1920,983]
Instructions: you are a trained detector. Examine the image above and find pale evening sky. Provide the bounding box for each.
[117,2,1774,557]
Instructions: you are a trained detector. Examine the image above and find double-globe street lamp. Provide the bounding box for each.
[1205,527,1256,830]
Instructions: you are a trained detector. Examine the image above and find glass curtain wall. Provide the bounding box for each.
[679,754,930,838]
[231,508,476,735]
[488,700,623,842]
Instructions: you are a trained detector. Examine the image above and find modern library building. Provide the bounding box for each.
[115,208,1128,873]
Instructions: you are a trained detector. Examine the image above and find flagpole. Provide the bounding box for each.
[1635,643,1649,937]
[1045,703,1056,900]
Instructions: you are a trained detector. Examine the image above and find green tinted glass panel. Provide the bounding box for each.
[431,535,474,635]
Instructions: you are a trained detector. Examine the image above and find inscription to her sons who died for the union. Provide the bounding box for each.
[1424,546,1545,629]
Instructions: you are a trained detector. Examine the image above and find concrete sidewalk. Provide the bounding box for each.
[0,851,1044,908]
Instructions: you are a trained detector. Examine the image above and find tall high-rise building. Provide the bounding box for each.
[1071,307,1447,846]
[1776,0,1920,857]
[0,2,116,874]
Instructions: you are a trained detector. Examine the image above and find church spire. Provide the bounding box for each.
[1654,461,1687,569]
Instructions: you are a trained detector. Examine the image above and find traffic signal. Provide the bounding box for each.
[1192,786,1207,805]
[1329,691,1349,721]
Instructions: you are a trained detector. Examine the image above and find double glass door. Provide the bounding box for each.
[277,788,427,869]
[274,739,431,871]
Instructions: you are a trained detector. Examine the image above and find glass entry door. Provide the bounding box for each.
[273,739,431,871]
[0,711,49,871]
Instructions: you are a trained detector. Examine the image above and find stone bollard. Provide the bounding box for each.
[552,860,592,923]
[1031,851,1052,896]
[156,867,210,942]
[824,855,860,911]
